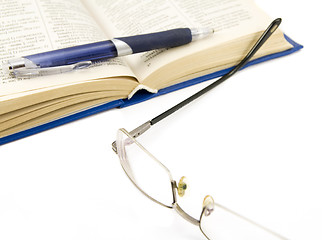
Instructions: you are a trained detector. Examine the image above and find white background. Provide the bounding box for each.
[0,0,321,239]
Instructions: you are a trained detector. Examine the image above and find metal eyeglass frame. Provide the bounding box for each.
[112,19,287,240]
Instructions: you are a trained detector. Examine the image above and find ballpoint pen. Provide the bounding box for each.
[3,28,214,78]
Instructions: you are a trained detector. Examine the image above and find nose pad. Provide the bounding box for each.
[202,195,215,216]
[177,176,188,197]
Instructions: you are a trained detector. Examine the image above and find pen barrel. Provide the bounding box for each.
[24,40,117,68]
[20,28,192,69]
[115,28,192,54]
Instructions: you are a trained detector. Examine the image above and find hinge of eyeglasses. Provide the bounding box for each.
[112,141,117,154]
[129,121,152,138]
[111,121,152,154]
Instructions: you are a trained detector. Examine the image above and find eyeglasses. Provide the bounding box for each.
[112,19,288,240]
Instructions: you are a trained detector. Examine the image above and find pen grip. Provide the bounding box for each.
[116,28,192,54]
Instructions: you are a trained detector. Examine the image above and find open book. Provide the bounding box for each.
[0,0,301,144]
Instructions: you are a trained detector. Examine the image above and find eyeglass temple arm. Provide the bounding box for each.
[127,18,282,139]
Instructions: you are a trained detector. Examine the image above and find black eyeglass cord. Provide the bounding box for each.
[150,18,282,126]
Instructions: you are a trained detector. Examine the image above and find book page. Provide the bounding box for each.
[0,0,136,97]
[83,0,289,84]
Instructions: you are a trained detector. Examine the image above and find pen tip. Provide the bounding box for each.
[191,27,214,41]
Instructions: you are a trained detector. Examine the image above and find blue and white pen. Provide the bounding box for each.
[4,28,214,78]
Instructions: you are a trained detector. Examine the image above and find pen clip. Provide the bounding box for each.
[11,61,92,78]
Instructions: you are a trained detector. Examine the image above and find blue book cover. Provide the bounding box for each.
[0,35,303,146]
